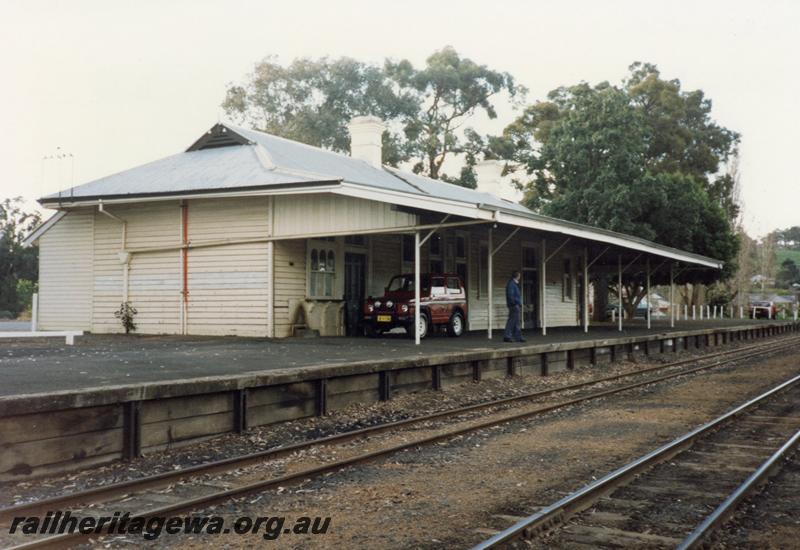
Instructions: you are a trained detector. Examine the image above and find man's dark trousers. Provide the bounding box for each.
[504,304,522,341]
[504,277,523,341]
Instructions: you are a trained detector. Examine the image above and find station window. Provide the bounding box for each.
[523,247,536,269]
[563,258,573,301]
[402,235,415,264]
[430,234,441,257]
[308,244,336,298]
[456,235,466,259]
[429,233,442,273]
[479,243,489,298]
[345,235,366,246]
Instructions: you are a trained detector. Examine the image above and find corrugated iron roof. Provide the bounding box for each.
[42,122,530,214]
[42,141,327,201]
[37,122,723,268]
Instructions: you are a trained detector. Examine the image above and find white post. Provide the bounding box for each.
[583,246,589,333]
[646,258,651,330]
[794,306,798,322]
[739,306,743,319]
[707,305,711,319]
[487,228,493,339]
[713,305,717,319]
[618,255,623,332]
[612,309,616,323]
[684,305,688,321]
[31,292,38,332]
[700,305,704,320]
[729,305,733,319]
[541,237,547,336]
[693,305,696,320]
[669,264,675,328]
[414,231,421,346]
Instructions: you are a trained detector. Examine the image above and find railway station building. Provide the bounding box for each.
[26,117,722,341]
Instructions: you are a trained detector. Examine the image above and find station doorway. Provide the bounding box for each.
[344,252,367,336]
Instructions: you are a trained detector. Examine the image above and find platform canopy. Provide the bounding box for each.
[32,122,723,277]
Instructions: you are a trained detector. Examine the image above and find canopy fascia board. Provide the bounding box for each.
[495,211,722,270]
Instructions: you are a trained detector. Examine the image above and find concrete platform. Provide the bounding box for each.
[0,319,796,480]
[0,319,781,397]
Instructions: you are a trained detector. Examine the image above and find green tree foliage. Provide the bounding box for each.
[0,197,40,317]
[385,47,523,180]
[776,259,800,288]
[775,226,800,249]
[222,56,419,163]
[223,47,523,187]
[496,64,740,314]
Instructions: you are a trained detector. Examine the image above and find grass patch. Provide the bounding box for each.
[776,248,800,266]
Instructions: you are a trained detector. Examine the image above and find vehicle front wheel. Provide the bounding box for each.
[408,313,429,339]
[447,311,465,337]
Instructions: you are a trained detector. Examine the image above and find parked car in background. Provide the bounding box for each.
[749,300,777,319]
[362,274,467,339]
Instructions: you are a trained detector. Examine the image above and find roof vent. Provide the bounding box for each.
[347,116,385,168]
[187,123,252,151]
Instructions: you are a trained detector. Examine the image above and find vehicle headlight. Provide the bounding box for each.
[386,300,393,309]
[367,304,374,313]
[374,300,381,309]
[401,304,409,313]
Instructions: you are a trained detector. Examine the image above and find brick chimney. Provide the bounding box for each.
[347,116,385,168]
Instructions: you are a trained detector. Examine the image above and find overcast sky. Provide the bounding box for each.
[1,0,796,238]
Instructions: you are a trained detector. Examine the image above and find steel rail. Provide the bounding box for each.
[5,340,799,550]
[677,427,800,550]
[3,336,793,524]
[471,372,800,550]
[1,336,797,527]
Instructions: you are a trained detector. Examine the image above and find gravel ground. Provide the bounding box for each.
[57,344,800,549]
[1,338,796,550]
[0,337,767,509]
[706,456,800,549]
[152,348,796,550]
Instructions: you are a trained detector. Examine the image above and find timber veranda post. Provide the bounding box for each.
[583,246,589,333]
[646,257,651,330]
[488,227,493,339]
[670,263,675,328]
[541,237,547,336]
[414,230,421,346]
[618,255,623,332]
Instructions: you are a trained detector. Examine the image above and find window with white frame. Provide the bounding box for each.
[455,233,468,292]
[478,242,488,298]
[401,234,415,272]
[429,233,443,273]
[308,242,336,298]
[562,258,573,301]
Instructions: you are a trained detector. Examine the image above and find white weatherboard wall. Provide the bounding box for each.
[186,197,271,336]
[127,202,182,334]
[273,239,306,338]
[38,210,94,330]
[93,202,182,334]
[273,194,416,237]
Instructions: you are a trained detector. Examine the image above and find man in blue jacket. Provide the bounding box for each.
[504,270,525,342]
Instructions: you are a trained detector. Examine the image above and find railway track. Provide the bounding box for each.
[3,335,798,549]
[472,371,800,549]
